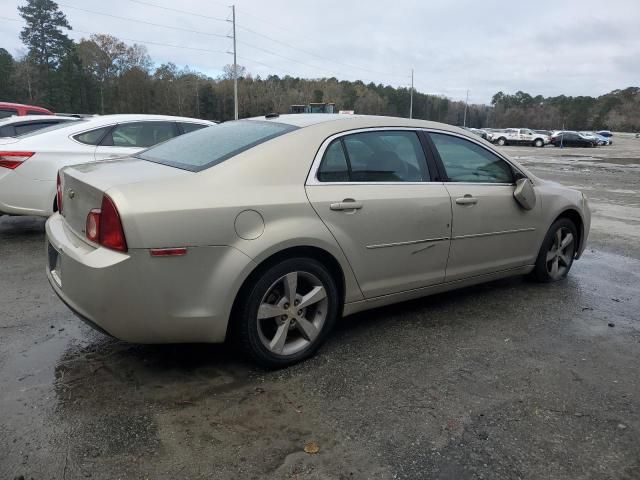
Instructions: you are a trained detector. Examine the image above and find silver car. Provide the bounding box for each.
[46,114,590,367]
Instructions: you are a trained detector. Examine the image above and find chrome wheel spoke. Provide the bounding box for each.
[257,303,286,320]
[298,286,326,309]
[550,257,559,277]
[283,272,298,305]
[555,229,562,248]
[269,320,291,354]
[560,232,574,250]
[559,253,572,267]
[296,316,319,342]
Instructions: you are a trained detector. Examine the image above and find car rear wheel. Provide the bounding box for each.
[497,137,507,146]
[532,218,577,282]
[235,257,339,368]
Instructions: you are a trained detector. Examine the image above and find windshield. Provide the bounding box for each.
[137,120,298,172]
[16,119,88,138]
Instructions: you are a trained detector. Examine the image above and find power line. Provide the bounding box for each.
[238,39,344,77]
[121,0,408,82]
[126,0,228,23]
[237,24,409,80]
[59,3,228,38]
[0,16,228,56]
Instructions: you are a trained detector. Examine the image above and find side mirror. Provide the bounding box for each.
[513,178,536,210]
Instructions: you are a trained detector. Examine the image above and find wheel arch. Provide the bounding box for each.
[552,208,585,258]
[227,245,348,337]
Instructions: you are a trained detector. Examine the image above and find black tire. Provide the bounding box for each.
[235,257,339,368]
[497,137,507,146]
[532,218,578,282]
[534,138,544,147]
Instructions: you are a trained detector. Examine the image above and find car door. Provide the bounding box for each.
[427,131,541,282]
[305,129,452,299]
[520,128,534,144]
[94,121,179,160]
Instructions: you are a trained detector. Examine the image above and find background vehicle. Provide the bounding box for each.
[0,102,54,118]
[0,115,79,138]
[0,114,215,216]
[492,128,550,147]
[596,130,613,137]
[551,132,596,147]
[466,127,489,140]
[46,114,590,367]
[534,129,552,137]
[580,131,610,146]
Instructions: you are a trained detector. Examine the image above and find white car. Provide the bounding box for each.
[0,114,215,216]
[492,128,550,147]
[0,115,80,138]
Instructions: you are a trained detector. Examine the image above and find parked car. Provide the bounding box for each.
[580,131,610,146]
[0,115,80,138]
[492,128,550,147]
[550,132,596,147]
[534,130,552,137]
[466,127,489,140]
[46,114,590,367]
[0,114,215,216]
[0,102,54,118]
[596,130,613,138]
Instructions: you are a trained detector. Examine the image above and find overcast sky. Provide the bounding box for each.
[1,0,639,104]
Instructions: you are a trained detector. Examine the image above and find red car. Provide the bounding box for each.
[0,102,54,118]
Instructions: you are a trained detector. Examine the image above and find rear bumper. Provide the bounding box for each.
[45,213,256,343]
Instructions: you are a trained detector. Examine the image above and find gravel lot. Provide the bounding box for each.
[1,135,639,479]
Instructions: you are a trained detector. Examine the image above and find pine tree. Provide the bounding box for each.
[18,0,73,103]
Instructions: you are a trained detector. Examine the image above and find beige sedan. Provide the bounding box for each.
[46,114,590,367]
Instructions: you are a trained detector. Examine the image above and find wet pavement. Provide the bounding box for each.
[1,136,639,479]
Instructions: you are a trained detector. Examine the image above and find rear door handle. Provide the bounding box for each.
[330,200,363,211]
[455,195,478,205]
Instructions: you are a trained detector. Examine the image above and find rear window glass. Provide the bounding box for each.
[18,119,88,138]
[137,120,298,172]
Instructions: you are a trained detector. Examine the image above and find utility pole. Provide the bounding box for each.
[409,69,414,119]
[231,5,238,120]
[463,89,469,127]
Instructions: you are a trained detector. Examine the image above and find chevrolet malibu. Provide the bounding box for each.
[46,114,590,367]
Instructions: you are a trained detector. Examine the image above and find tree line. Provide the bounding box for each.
[1,0,638,131]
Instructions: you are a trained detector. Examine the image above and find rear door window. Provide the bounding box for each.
[74,126,112,145]
[101,121,179,148]
[320,130,429,182]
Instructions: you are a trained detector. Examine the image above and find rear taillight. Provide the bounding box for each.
[0,151,34,169]
[86,209,101,242]
[56,172,63,213]
[85,195,127,252]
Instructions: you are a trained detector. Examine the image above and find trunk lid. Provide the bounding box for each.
[60,157,190,239]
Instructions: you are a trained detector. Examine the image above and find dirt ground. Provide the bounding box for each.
[1,135,639,480]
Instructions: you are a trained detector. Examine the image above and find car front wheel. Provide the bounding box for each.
[235,257,339,368]
[532,218,578,282]
[534,139,544,147]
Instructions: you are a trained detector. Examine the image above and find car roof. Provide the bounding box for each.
[246,113,472,136]
[75,114,217,126]
[0,115,79,124]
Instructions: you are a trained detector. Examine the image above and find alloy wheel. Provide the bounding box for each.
[545,227,575,280]
[256,271,328,356]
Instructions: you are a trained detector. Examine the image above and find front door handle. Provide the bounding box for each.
[330,200,363,211]
[455,195,478,205]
